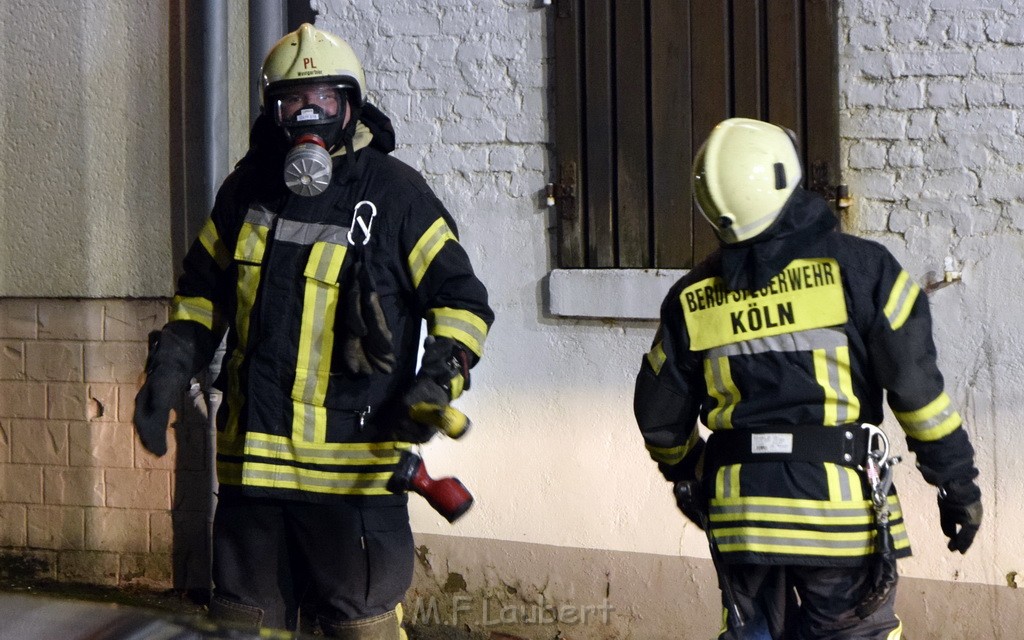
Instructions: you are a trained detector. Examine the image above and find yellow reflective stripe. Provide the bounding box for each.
[646,341,667,374]
[828,464,865,501]
[715,464,742,499]
[292,242,347,441]
[235,222,270,263]
[645,427,701,466]
[217,422,245,456]
[428,307,488,357]
[291,402,328,444]
[199,218,231,269]
[222,351,246,443]
[216,460,243,486]
[711,495,904,523]
[813,346,861,426]
[887,617,903,640]
[883,270,920,331]
[170,295,216,330]
[715,526,885,556]
[835,347,860,423]
[241,462,394,496]
[245,432,410,465]
[705,356,738,430]
[710,495,910,556]
[712,497,873,525]
[408,218,457,288]
[893,392,962,441]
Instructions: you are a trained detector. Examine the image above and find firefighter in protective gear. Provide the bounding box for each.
[634,118,981,640]
[133,23,493,639]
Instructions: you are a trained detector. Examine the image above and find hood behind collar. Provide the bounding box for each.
[719,187,838,291]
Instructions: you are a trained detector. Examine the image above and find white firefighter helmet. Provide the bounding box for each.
[692,118,803,243]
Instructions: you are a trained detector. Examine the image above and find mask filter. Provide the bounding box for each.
[283,133,332,197]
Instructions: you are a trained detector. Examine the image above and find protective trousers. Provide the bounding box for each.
[716,564,902,640]
[209,493,414,638]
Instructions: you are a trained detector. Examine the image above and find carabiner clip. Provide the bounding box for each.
[860,423,890,468]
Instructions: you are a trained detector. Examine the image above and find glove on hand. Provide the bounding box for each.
[418,336,469,400]
[672,479,707,531]
[133,326,198,457]
[393,338,473,442]
[341,260,395,376]
[938,477,983,554]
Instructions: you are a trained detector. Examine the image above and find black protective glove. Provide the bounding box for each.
[340,260,395,376]
[133,324,203,457]
[393,337,472,442]
[938,477,983,554]
[672,479,707,531]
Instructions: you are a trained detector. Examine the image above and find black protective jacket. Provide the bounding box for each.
[170,105,493,504]
[635,188,977,566]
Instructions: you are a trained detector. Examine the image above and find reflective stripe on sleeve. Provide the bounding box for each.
[427,307,488,357]
[170,295,216,330]
[893,392,962,442]
[199,218,231,270]
[883,270,920,331]
[408,218,458,288]
[645,426,701,466]
[645,341,667,374]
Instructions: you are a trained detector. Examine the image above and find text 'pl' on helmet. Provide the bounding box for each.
[260,23,367,124]
[692,117,803,244]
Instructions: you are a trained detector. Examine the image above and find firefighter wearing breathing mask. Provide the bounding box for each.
[132,24,493,638]
[634,118,981,639]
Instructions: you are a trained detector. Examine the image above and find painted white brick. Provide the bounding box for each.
[847,79,887,107]
[887,79,926,109]
[906,111,937,139]
[887,142,924,168]
[976,48,1024,74]
[849,141,889,169]
[849,23,887,48]
[889,17,929,44]
[892,51,974,76]
[927,80,968,108]
[843,110,908,139]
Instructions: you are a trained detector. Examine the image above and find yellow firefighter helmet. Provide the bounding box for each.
[260,23,366,119]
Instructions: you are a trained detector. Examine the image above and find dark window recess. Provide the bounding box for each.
[552,0,841,269]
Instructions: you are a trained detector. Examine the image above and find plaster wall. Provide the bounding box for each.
[0,1,250,297]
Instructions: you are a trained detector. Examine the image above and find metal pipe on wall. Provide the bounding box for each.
[249,0,288,125]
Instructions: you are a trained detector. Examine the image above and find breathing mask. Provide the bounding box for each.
[268,83,350,197]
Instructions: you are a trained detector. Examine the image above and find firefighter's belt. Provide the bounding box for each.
[705,425,871,470]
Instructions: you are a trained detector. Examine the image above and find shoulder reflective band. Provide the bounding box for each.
[408,218,457,288]
[883,270,920,331]
[706,425,870,470]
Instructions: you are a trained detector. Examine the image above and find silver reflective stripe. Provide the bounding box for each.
[243,467,389,490]
[711,503,871,520]
[715,533,871,550]
[275,219,349,246]
[251,439,398,462]
[300,402,318,443]
[836,466,853,501]
[245,205,276,227]
[708,327,846,358]
[707,357,737,429]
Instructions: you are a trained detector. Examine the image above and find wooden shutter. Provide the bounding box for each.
[553,0,840,269]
